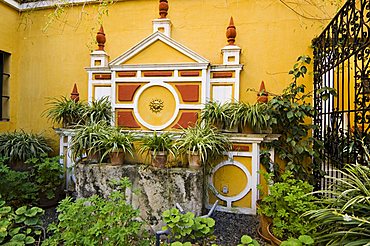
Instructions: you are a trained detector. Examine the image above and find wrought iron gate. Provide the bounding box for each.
[313,0,370,189]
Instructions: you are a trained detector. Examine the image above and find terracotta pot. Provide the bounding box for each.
[109,151,125,165]
[151,151,167,168]
[222,125,238,133]
[188,152,201,168]
[257,95,269,103]
[267,223,282,246]
[87,151,100,164]
[256,200,273,240]
[241,125,254,134]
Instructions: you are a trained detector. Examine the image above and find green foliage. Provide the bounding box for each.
[99,128,135,161]
[0,196,44,245]
[27,156,64,200]
[83,96,113,124]
[230,102,270,132]
[170,242,192,246]
[200,101,232,129]
[175,123,231,165]
[162,208,215,244]
[138,131,176,158]
[70,120,110,161]
[237,234,260,246]
[281,235,314,246]
[0,130,52,163]
[258,172,318,240]
[304,164,370,245]
[43,178,151,246]
[265,55,336,182]
[0,159,38,206]
[43,96,87,127]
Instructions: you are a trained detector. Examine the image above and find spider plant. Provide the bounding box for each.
[230,102,270,132]
[0,130,52,163]
[99,128,135,165]
[304,163,370,245]
[70,121,109,163]
[175,123,231,166]
[200,101,232,130]
[83,96,113,124]
[43,96,87,128]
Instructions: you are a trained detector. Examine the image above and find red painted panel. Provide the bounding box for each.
[175,84,199,102]
[232,145,250,152]
[118,84,141,101]
[143,71,172,77]
[173,112,198,129]
[94,74,111,80]
[212,72,233,78]
[117,111,140,128]
[180,71,200,77]
[117,71,137,77]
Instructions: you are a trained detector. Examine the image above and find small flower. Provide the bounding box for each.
[343,214,352,221]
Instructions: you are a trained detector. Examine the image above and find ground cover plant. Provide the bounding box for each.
[42,178,151,246]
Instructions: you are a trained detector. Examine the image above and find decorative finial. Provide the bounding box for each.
[257,81,268,103]
[159,0,169,18]
[226,17,236,45]
[96,25,106,51]
[70,83,80,102]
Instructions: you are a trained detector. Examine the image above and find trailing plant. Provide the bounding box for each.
[237,234,260,246]
[138,131,176,158]
[0,196,44,245]
[99,128,135,161]
[0,130,52,163]
[43,177,151,246]
[27,155,64,200]
[0,159,38,206]
[258,171,318,240]
[265,55,336,181]
[230,102,270,132]
[70,121,109,162]
[304,163,370,245]
[43,96,87,128]
[83,96,113,124]
[175,123,231,165]
[162,208,215,244]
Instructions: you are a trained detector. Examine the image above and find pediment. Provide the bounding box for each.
[109,32,209,66]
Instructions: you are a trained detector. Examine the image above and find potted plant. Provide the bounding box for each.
[27,155,64,207]
[176,123,231,168]
[258,172,318,243]
[201,101,234,131]
[0,130,52,171]
[230,102,270,133]
[43,96,87,128]
[83,96,113,124]
[70,121,109,164]
[138,131,176,168]
[99,128,135,165]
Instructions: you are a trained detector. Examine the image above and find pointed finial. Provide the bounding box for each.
[70,83,80,102]
[257,81,268,103]
[159,0,169,18]
[96,25,106,51]
[226,17,236,45]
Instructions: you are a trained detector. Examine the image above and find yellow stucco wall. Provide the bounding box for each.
[0,0,341,142]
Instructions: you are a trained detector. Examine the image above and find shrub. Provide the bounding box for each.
[43,178,151,246]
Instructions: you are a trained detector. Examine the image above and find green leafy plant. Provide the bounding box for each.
[280,235,314,246]
[27,156,64,200]
[258,171,318,240]
[83,96,113,124]
[99,128,135,162]
[162,208,215,244]
[304,164,370,245]
[43,178,151,246]
[43,96,87,128]
[70,121,109,162]
[175,123,231,165]
[200,101,232,130]
[0,197,44,245]
[230,102,270,132]
[237,234,260,246]
[0,130,52,163]
[0,159,38,206]
[138,131,176,159]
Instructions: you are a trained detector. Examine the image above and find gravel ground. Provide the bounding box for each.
[211,211,269,246]
[41,206,269,245]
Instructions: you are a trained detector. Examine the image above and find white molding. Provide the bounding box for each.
[114,77,203,83]
[210,64,243,71]
[109,32,209,66]
[133,81,180,130]
[2,0,20,10]
[4,0,117,11]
